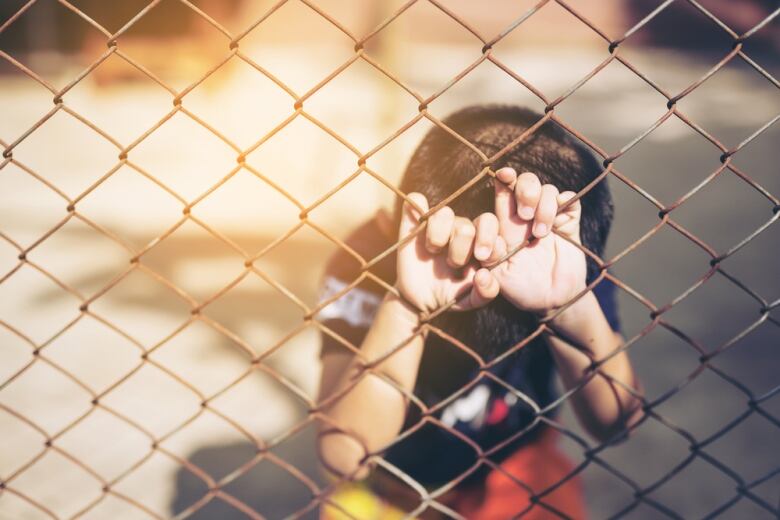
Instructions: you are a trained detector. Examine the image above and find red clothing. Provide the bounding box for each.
[322,427,585,519]
[445,428,585,519]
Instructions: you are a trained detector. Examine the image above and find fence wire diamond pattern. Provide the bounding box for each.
[0,0,778,519]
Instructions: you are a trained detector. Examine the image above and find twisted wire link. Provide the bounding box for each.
[0,0,778,518]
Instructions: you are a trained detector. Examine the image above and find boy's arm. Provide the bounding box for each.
[545,292,643,443]
[317,194,502,479]
[490,168,643,443]
[317,292,422,480]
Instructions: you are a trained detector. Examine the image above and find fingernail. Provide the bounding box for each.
[534,223,548,236]
[497,167,515,181]
[474,246,490,260]
[476,270,488,286]
[518,206,534,220]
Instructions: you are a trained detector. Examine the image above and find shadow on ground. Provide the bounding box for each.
[171,425,325,519]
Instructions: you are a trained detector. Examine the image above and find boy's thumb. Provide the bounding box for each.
[399,192,429,238]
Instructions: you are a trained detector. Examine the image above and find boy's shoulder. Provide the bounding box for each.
[316,212,397,336]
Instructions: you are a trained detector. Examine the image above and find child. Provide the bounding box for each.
[315,105,643,519]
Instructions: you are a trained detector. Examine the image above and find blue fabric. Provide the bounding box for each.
[594,277,621,332]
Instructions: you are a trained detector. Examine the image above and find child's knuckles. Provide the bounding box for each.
[433,205,454,221]
[554,213,573,227]
[452,246,473,267]
[426,235,446,251]
[476,215,497,239]
[474,273,498,304]
[495,167,517,184]
[455,219,476,238]
[542,184,560,197]
[517,172,541,192]
[540,186,560,214]
[474,236,494,260]
[558,192,580,211]
[475,235,493,250]
[427,221,448,241]
[516,174,542,215]
[487,278,500,299]
[428,209,453,237]
[517,171,540,184]
[428,233,450,251]
[486,235,507,260]
[406,191,427,204]
[446,255,467,270]
[476,211,498,227]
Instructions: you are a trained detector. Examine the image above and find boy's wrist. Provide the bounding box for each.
[359,291,425,382]
[542,290,599,334]
[382,290,421,328]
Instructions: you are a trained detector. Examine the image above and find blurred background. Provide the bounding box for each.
[0,0,778,518]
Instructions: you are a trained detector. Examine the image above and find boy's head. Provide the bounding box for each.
[396,105,613,370]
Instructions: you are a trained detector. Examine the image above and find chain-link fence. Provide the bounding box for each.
[1,0,778,519]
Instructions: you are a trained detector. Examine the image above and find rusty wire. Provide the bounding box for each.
[0,0,779,519]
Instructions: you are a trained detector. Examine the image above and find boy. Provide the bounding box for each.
[315,105,643,519]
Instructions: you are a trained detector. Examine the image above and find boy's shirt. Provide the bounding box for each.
[317,215,620,487]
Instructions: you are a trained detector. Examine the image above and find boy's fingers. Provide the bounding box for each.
[496,166,517,186]
[469,268,500,309]
[484,235,508,265]
[493,167,517,225]
[556,191,581,217]
[554,191,581,241]
[426,206,455,253]
[473,212,498,261]
[399,192,429,238]
[448,217,476,268]
[532,184,559,238]
[515,172,542,221]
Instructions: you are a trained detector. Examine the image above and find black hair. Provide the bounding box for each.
[396,105,613,393]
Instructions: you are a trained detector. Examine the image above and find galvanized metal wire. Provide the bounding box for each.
[1,0,778,519]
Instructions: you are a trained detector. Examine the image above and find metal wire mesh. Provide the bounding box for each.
[0,0,778,518]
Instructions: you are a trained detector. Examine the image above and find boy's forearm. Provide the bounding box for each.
[318,292,423,479]
[545,291,643,442]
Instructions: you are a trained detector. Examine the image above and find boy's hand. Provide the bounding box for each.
[488,168,587,314]
[396,193,501,313]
